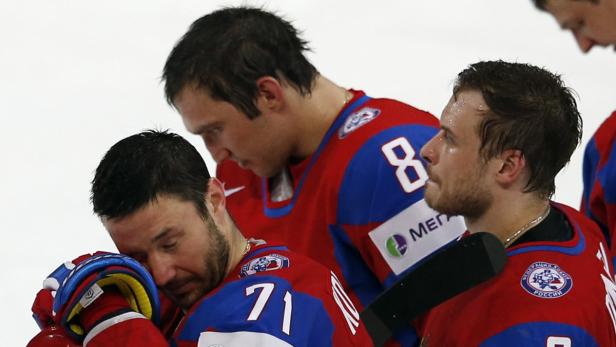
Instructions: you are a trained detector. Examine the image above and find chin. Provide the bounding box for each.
[423,187,438,208]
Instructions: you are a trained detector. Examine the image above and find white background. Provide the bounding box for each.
[1,1,614,345]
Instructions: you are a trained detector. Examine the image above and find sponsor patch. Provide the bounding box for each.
[521,262,573,299]
[338,107,381,138]
[369,199,466,275]
[386,234,409,257]
[240,254,290,277]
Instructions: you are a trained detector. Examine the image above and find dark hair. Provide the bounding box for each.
[162,6,318,119]
[532,0,597,11]
[91,130,211,219]
[454,60,582,198]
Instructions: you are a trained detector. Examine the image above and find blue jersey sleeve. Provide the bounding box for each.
[173,275,337,347]
[335,125,466,285]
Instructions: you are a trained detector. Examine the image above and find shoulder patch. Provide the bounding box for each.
[240,254,290,277]
[368,199,466,275]
[520,262,573,299]
[338,107,381,139]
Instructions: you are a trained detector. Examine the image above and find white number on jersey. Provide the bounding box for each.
[597,243,616,334]
[245,283,293,335]
[546,336,571,347]
[331,271,360,335]
[381,137,428,193]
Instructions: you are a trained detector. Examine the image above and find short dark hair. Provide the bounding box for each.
[91,130,211,219]
[162,6,318,119]
[454,60,582,198]
[532,0,597,11]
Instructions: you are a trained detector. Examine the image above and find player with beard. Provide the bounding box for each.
[27,130,371,347]
[416,60,616,346]
[531,0,616,269]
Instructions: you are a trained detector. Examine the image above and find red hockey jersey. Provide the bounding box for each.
[218,90,467,345]
[416,203,616,346]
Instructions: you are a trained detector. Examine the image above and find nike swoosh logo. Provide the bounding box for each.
[224,186,245,197]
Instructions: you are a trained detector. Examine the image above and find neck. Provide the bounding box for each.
[288,75,351,160]
[225,222,249,277]
[465,192,550,247]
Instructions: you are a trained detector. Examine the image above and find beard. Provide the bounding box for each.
[162,215,230,310]
[424,167,492,221]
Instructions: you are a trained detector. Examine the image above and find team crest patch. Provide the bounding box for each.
[520,262,573,299]
[338,107,381,138]
[240,254,290,277]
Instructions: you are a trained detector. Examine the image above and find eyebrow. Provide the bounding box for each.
[441,125,455,139]
[193,121,222,135]
[153,227,173,242]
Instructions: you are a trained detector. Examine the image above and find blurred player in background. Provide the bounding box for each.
[417,60,616,345]
[532,0,616,53]
[28,130,370,346]
[163,7,465,346]
[532,0,616,267]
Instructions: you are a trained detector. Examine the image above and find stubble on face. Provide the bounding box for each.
[161,215,230,310]
[423,91,493,221]
[425,163,493,221]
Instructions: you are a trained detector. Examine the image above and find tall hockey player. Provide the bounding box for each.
[417,60,616,346]
[163,7,466,346]
[28,130,371,346]
[532,0,616,266]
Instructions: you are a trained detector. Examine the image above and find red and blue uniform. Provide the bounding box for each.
[218,90,467,346]
[582,110,616,267]
[416,203,616,346]
[84,242,371,346]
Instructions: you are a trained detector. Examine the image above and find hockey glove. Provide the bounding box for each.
[35,252,160,343]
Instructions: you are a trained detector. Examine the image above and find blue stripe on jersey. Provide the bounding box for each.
[329,224,383,306]
[246,245,289,259]
[507,221,586,257]
[336,124,438,224]
[174,275,335,346]
[263,95,372,218]
[582,137,600,213]
[480,321,600,346]
[599,139,616,203]
[582,138,610,244]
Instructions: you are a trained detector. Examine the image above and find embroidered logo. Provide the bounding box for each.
[521,262,573,299]
[240,254,290,277]
[338,107,381,138]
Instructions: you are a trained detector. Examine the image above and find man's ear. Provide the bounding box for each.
[255,76,284,111]
[494,149,527,187]
[205,178,226,216]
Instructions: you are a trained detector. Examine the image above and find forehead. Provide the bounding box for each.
[173,85,236,134]
[103,196,198,248]
[441,89,487,134]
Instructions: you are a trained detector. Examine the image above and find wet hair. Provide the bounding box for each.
[163,6,318,118]
[91,129,211,219]
[454,60,582,198]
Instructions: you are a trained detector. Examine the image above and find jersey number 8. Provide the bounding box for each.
[381,137,428,193]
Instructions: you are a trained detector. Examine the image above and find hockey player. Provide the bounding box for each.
[532,0,616,53]
[163,7,466,346]
[417,60,616,345]
[581,111,616,265]
[532,0,616,266]
[28,130,371,346]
